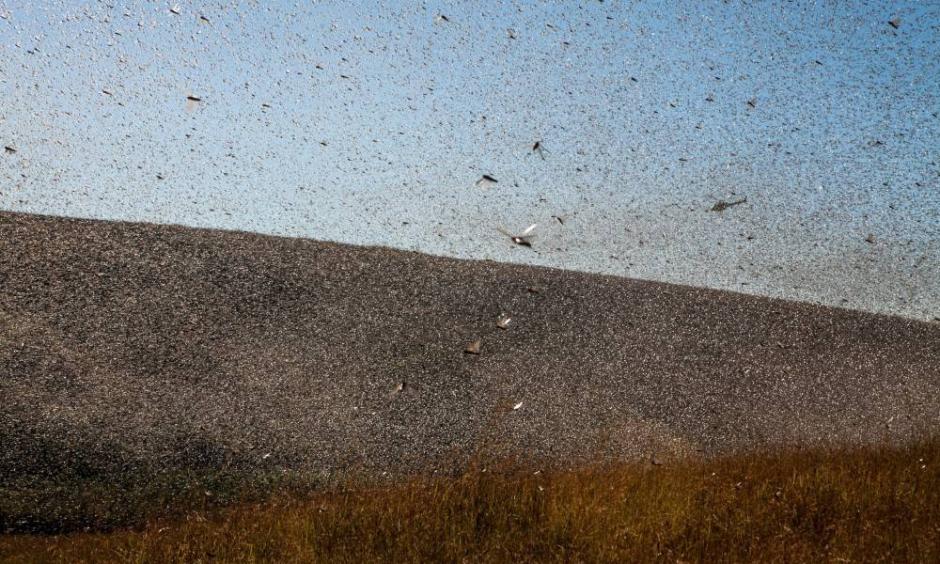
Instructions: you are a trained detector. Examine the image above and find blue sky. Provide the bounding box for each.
[1,1,937,320]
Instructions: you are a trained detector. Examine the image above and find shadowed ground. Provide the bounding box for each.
[1,211,938,531]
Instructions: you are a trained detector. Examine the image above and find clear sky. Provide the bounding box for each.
[1,1,937,320]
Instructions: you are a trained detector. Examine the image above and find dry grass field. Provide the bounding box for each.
[2,439,938,563]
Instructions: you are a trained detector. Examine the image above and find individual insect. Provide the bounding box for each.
[497,224,537,247]
[496,315,512,329]
[464,340,482,355]
[475,174,498,189]
[709,198,747,212]
[532,141,545,159]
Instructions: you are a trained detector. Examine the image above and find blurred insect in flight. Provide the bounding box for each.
[497,224,537,247]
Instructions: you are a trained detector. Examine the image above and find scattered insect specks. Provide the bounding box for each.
[507,28,517,39]
[464,340,482,355]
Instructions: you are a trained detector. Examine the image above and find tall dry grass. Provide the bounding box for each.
[1,439,938,563]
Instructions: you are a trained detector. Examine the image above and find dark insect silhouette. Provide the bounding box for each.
[710,198,747,212]
[532,141,545,159]
[475,174,498,189]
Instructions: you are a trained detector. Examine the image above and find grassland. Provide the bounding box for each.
[2,438,937,563]
[3,213,939,562]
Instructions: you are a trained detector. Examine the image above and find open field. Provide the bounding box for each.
[2,439,938,563]
[1,211,938,559]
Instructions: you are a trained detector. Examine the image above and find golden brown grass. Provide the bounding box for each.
[2,440,938,563]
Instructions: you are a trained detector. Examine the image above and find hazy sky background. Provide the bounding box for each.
[1,1,937,320]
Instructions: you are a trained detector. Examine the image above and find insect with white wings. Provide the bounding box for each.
[497,223,538,247]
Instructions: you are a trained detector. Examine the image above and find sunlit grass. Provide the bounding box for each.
[2,439,938,563]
